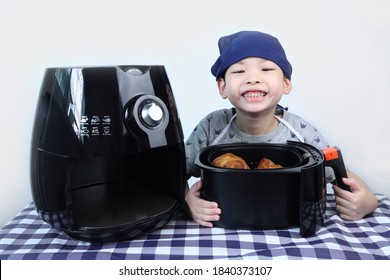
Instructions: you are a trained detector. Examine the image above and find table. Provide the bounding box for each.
[1,194,389,260]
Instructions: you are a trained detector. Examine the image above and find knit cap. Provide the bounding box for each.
[211,31,292,80]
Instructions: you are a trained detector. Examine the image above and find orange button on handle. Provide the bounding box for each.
[322,147,339,161]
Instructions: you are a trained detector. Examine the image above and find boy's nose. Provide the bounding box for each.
[246,73,262,84]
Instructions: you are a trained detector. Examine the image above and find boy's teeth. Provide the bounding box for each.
[243,92,266,97]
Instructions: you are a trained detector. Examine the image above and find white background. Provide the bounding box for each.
[0,0,389,228]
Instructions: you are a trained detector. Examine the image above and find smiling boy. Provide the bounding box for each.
[184,31,378,227]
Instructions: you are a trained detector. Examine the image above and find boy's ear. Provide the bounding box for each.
[283,78,293,95]
[217,78,228,99]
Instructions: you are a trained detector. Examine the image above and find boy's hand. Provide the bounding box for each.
[333,170,378,221]
[185,180,221,227]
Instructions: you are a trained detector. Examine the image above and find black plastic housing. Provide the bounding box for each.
[30,66,186,242]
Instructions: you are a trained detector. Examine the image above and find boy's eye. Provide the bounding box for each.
[231,70,245,74]
[262,68,274,72]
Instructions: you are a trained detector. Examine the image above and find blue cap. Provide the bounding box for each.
[211,31,292,80]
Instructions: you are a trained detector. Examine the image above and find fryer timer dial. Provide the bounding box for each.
[123,94,170,148]
[140,101,164,128]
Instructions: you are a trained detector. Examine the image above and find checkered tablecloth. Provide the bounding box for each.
[1,194,390,260]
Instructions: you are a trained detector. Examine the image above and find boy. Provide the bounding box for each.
[185,31,378,227]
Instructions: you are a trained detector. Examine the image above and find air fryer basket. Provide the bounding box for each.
[195,142,326,236]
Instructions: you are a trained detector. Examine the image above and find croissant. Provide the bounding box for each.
[211,153,250,169]
[256,158,283,169]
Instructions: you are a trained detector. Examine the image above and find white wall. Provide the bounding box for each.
[1,0,389,228]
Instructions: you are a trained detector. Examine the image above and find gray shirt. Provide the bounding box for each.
[185,108,334,181]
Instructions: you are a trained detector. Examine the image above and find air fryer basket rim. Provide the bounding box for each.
[195,142,320,171]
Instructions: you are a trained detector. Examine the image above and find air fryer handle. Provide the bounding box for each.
[322,146,351,192]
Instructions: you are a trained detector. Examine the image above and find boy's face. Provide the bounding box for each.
[217,57,292,115]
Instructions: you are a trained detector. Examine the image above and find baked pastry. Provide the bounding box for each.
[256,158,283,169]
[211,153,250,169]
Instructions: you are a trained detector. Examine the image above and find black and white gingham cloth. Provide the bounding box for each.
[1,194,389,260]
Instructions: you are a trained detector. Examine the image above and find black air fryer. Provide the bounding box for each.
[196,141,349,237]
[30,66,186,242]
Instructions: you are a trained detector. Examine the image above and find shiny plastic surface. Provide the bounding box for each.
[31,66,183,155]
[30,66,186,242]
